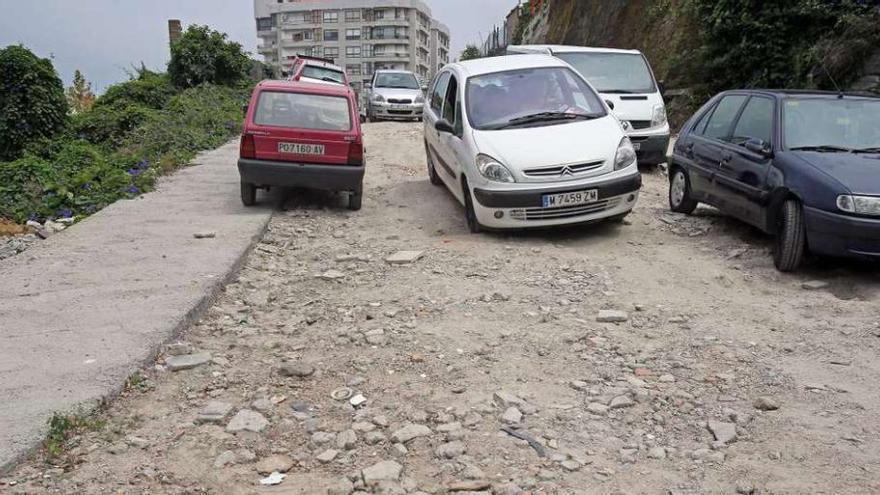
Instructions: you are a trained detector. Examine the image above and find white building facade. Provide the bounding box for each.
[255,0,450,91]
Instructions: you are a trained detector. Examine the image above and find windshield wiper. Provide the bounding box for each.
[497,112,599,129]
[601,89,636,94]
[790,145,853,153]
[852,147,880,154]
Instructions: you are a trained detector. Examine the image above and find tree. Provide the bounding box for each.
[65,70,96,114]
[168,25,251,88]
[460,45,481,61]
[0,45,69,161]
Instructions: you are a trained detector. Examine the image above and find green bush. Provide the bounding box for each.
[0,45,69,161]
[168,25,251,88]
[96,70,174,110]
[71,103,159,147]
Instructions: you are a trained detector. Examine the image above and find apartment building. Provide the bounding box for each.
[254,0,450,91]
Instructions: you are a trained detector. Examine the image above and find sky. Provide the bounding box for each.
[0,0,516,93]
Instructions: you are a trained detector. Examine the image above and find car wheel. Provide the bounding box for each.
[241,181,256,206]
[668,168,698,214]
[348,187,363,211]
[462,179,482,234]
[774,199,806,272]
[425,143,443,186]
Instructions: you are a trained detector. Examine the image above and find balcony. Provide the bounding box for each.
[371,52,411,61]
[258,44,277,53]
[281,39,316,48]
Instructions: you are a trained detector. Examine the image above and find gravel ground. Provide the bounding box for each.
[3,122,880,495]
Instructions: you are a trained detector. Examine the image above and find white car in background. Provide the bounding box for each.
[423,54,641,232]
[509,45,670,166]
[365,70,426,122]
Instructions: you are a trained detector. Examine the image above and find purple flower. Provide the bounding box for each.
[126,185,140,194]
[137,159,151,170]
[127,167,143,176]
[82,182,93,191]
[57,208,73,219]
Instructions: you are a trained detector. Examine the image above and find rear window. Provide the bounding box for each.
[301,65,345,84]
[254,91,351,131]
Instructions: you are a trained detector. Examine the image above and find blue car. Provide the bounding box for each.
[668,90,880,271]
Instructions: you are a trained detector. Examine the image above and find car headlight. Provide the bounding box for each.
[614,137,638,170]
[414,94,425,104]
[837,195,880,216]
[372,94,385,103]
[651,104,667,127]
[476,154,515,183]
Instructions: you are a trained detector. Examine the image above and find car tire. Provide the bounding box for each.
[425,143,443,186]
[668,168,698,214]
[348,187,363,211]
[462,179,482,234]
[774,199,806,272]
[241,181,256,206]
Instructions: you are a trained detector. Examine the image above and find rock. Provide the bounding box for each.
[279,362,315,377]
[391,423,431,443]
[312,431,336,444]
[501,407,523,424]
[494,482,523,495]
[353,421,376,432]
[316,449,339,463]
[385,250,424,265]
[214,450,236,468]
[753,396,780,411]
[596,310,629,323]
[707,420,737,444]
[256,455,294,474]
[107,443,128,454]
[586,403,609,415]
[165,342,194,356]
[392,443,408,457]
[193,231,216,239]
[658,374,676,383]
[165,352,211,371]
[252,398,274,412]
[436,422,461,433]
[802,280,829,290]
[350,394,368,407]
[336,429,358,450]
[648,447,667,459]
[434,441,466,459]
[609,395,634,409]
[125,436,150,449]
[446,479,491,491]
[560,460,582,471]
[226,409,269,433]
[316,270,346,281]
[362,460,403,485]
[327,478,355,495]
[259,472,286,486]
[736,480,756,494]
[493,391,525,408]
[365,431,387,445]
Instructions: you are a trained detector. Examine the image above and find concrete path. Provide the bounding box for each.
[0,140,273,471]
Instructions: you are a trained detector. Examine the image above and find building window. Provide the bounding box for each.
[346,64,362,76]
[363,62,373,75]
[323,11,338,23]
[256,17,273,31]
[345,9,361,22]
[362,45,374,57]
[323,30,339,42]
[324,47,339,58]
[345,28,361,41]
[346,46,361,58]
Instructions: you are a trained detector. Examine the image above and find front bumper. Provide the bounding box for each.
[471,172,641,229]
[804,206,880,259]
[630,133,670,165]
[238,159,364,191]
[371,102,424,119]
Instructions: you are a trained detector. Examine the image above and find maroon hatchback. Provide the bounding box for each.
[238,80,365,210]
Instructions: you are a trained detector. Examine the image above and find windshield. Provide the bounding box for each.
[784,98,880,151]
[375,72,419,89]
[466,67,607,131]
[301,65,345,84]
[556,52,656,94]
[254,91,351,131]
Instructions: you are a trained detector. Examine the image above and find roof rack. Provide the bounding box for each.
[290,54,337,65]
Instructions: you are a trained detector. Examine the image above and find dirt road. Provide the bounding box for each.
[4,122,880,494]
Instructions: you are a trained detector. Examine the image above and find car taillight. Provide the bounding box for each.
[348,141,364,166]
[240,134,255,159]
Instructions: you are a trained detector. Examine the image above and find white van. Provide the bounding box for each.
[508,45,670,166]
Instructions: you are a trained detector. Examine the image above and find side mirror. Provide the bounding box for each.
[605,100,615,110]
[421,85,428,92]
[435,119,455,134]
[657,80,666,96]
[745,138,772,157]
[365,82,372,89]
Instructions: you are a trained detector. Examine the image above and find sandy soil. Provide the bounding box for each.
[4,122,880,495]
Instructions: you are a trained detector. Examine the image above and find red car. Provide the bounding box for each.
[238,80,365,210]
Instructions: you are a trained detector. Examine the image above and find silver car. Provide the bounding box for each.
[365,70,427,122]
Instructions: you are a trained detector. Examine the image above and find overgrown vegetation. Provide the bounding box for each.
[44,412,105,460]
[0,25,254,224]
[168,25,252,88]
[460,45,481,61]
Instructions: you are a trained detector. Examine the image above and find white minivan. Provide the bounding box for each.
[508,45,670,166]
[423,54,641,232]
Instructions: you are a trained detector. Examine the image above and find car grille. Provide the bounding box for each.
[523,160,604,178]
[628,120,652,130]
[388,109,413,115]
[510,198,622,221]
[387,98,413,104]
